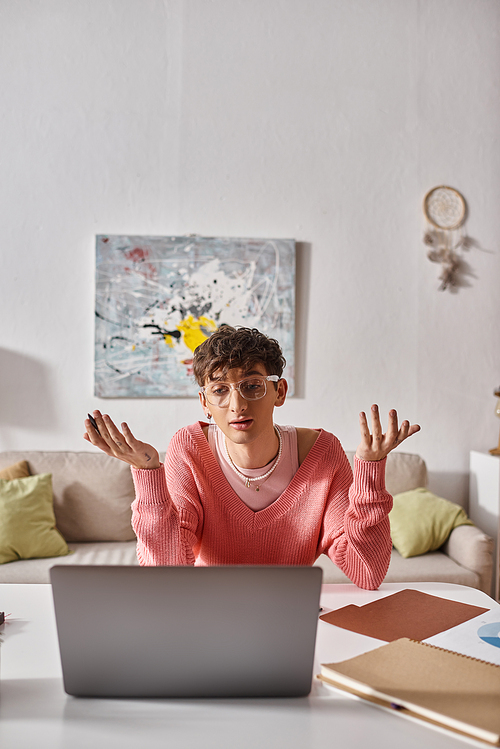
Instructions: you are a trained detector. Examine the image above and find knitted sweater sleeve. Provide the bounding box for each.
[318,439,393,590]
[130,431,202,566]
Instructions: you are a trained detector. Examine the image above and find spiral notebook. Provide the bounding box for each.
[318,637,500,745]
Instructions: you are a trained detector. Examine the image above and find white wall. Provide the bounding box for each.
[1,0,499,507]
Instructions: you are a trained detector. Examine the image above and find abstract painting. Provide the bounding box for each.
[94,235,295,397]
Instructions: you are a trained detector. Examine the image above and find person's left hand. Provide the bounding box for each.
[356,405,420,462]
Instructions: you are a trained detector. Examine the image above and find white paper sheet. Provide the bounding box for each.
[424,606,500,665]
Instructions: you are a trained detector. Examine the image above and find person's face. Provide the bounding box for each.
[199,362,287,446]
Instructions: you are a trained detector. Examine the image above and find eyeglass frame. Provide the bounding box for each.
[200,375,281,407]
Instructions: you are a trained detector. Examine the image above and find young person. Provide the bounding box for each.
[84,326,420,590]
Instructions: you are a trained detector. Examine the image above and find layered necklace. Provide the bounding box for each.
[224,426,283,491]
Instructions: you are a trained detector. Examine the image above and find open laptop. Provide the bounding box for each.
[50,565,322,699]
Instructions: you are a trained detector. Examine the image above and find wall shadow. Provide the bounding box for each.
[0,348,59,435]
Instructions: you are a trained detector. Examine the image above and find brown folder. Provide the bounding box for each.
[318,638,500,745]
[319,588,489,641]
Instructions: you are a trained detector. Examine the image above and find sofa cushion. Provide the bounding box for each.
[0,473,70,564]
[314,548,480,589]
[389,488,473,558]
[0,541,138,583]
[385,548,480,588]
[0,452,136,543]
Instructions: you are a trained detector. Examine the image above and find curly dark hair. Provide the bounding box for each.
[193,326,286,386]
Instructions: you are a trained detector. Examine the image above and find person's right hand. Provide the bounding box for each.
[84,411,161,470]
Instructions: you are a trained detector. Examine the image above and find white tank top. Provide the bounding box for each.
[207,424,299,511]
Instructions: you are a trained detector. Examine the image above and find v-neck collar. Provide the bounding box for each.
[190,421,327,530]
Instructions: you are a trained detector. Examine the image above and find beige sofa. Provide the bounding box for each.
[0,450,494,594]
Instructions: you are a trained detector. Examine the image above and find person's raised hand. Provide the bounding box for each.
[84,411,160,470]
[356,405,420,462]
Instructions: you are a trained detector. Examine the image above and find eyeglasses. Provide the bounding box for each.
[201,375,280,407]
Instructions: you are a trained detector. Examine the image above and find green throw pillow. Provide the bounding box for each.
[0,473,70,564]
[389,487,473,558]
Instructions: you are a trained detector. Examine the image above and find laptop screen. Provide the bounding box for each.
[50,565,323,698]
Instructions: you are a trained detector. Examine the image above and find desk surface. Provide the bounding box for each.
[0,581,497,749]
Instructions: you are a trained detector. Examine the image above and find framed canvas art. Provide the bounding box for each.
[94,235,295,397]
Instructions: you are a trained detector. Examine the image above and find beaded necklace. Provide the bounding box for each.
[223,426,283,491]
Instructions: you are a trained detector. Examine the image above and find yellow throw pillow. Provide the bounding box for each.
[389,487,473,558]
[0,473,70,564]
[0,460,31,480]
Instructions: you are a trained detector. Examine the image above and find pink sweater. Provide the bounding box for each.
[131,421,393,590]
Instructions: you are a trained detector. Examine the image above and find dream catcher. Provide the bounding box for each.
[423,186,469,290]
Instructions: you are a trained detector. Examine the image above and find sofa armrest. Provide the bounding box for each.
[442,524,494,596]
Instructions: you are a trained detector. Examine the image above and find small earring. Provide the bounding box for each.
[206,413,212,420]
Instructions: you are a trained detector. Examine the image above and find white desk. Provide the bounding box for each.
[0,582,497,749]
